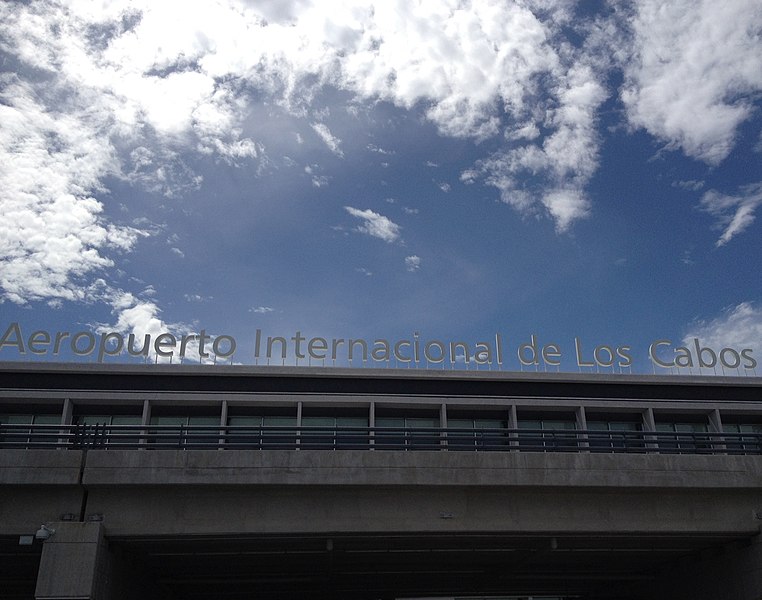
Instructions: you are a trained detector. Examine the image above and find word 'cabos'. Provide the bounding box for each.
[0,323,756,371]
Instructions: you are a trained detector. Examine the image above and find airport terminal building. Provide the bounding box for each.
[1,362,761,600]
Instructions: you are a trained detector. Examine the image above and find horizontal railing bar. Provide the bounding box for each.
[0,423,760,455]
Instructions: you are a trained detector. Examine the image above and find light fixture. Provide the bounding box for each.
[34,525,55,541]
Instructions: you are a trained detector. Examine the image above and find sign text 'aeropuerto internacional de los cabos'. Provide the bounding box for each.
[0,322,758,374]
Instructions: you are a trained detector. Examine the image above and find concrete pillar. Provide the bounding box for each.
[139,400,150,449]
[35,522,155,600]
[219,400,228,448]
[440,403,448,449]
[576,406,589,451]
[369,402,375,449]
[508,405,518,449]
[643,407,657,449]
[296,401,302,449]
[35,522,107,599]
[59,399,73,447]
[709,408,726,453]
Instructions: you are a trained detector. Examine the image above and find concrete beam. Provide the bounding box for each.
[82,449,762,489]
[0,450,83,485]
[84,485,762,538]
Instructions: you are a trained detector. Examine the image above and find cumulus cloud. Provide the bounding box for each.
[463,62,605,231]
[0,77,146,305]
[98,289,231,364]
[405,255,421,272]
[683,302,762,362]
[699,183,762,246]
[621,0,762,165]
[345,206,401,243]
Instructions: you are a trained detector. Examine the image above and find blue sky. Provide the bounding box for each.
[0,0,761,375]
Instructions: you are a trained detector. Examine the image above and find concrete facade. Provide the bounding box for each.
[1,363,761,599]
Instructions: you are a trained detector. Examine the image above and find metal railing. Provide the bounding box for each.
[1,423,761,454]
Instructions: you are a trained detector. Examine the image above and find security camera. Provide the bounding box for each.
[35,525,55,541]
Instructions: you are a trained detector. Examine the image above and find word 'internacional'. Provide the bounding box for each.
[0,323,757,372]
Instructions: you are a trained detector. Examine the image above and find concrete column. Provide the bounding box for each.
[709,409,726,453]
[440,403,448,450]
[60,399,73,426]
[59,399,73,447]
[35,522,106,599]
[369,402,375,449]
[219,400,228,448]
[296,401,302,449]
[643,407,657,449]
[139,400,150,449]
[35,522,155,600]
[508,405,518,449]
[576,406,589,451]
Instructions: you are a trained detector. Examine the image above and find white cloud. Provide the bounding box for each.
[462,62,604,230]
[367,143,393,155]
[621,0,762,165]
[0,77,146,305]
[683,302,762,362]
[699,183,762,246]
[405,255,421,272]
[0,0,627,312]
[673,180,705,192]
[103,290,230,364]
[249,306,274,314]
[542,189,590,233]
[344,206,400,243]
[437,182,451,193]
[5,0,758,313]
[310,123,344,157]
[355,267,373,276]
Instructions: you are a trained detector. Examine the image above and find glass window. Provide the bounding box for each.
[655,421,710,452]
[1,414,59,447]
[375,417,439,450]
[188,416,222,447]
[722,423,762,454]
[31,414,61,447]
[517,418,577,451]
[587,421,642,452]
[447,418,507,450]
[262,416,297,449]
[301,416,336,449]
[150,415,220,448]
[226,416,263,448]
[301,416,369,449]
